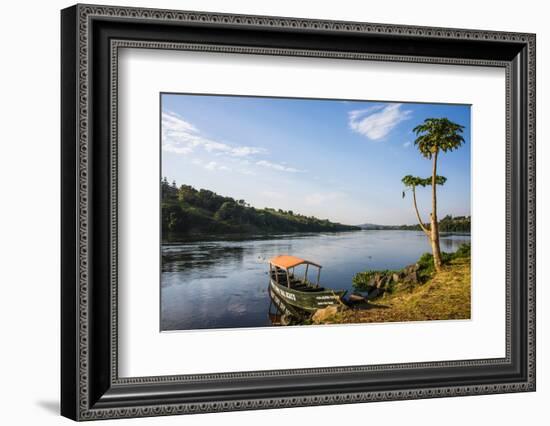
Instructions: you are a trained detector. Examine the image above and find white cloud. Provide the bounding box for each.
[255,160,303,173]
[230,146,266,157]
[204,161,230,171]
[162,143,194,155]
[162,110,265,158]
[348,103,412,141]
[204,161,217,170]
[163,110,302,176]
[305,192,345,206]
[162,111,198,133]
[192,158,231,172]
[403,141,412,148]
[162,111,205,152]
[192,158,257,175]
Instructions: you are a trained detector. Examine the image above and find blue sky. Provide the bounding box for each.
[161,94,471,225]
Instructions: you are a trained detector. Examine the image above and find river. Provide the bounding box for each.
[160,230,470,331]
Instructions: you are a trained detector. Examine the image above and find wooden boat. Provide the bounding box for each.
[268,255,347,313]
[268,287,307,325]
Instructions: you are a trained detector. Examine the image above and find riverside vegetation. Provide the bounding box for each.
[310,243,471,324]
[161,178,360,239]
[358,215,470,233]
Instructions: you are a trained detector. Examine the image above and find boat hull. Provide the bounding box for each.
[269,279,346,313]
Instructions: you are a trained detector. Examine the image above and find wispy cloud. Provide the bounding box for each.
[162,111,265,158]
[192,158,231,172]
[403,141,412,148]
[348,103,412,141]
[205,161,230,171]
[256,160,304,173]
[162,111,199,133]
[230,146,265,157]
[163,110,305,175]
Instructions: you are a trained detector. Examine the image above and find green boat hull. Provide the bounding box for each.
[269,278,346,313]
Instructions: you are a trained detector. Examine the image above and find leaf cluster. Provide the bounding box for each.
[401,175,447,195]
[413,117,465,159]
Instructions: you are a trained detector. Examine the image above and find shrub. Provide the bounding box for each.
[417,243,470,280]
[352,243,471,293]
[352,269,397,291]
[454,243,471,259]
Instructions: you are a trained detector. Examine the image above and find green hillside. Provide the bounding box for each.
[161,179,360,240]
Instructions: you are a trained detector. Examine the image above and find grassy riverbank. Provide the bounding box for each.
[313,251,471,324]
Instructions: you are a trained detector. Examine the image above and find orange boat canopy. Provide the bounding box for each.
[269,255,321,270]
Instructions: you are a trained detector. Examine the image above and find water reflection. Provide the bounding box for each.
[161,230,470,331]
[162,244,246,273]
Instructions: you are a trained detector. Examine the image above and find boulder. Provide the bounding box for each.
[392,273,401,283]
[372,273,382,288]
[367,288,380,299]
[312,305,339,324]
[348,293,367,303]
[403,263,420,274]
[403,270,418,285]
[381,274,393,288]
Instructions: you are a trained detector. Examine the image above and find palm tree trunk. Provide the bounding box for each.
[431,150,443,272]
[412,186,430,238]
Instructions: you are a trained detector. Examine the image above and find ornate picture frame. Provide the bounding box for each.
[61,4,535,420]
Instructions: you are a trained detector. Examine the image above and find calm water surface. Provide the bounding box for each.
[161,230,470,331]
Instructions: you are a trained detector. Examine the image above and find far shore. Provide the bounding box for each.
[161,228,470,245]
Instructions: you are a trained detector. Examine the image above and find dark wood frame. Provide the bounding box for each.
[61,4,536,421]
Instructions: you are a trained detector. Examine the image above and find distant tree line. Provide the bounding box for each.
[359,215,470,232]
[161,178,360,239]
[396,215,470,232]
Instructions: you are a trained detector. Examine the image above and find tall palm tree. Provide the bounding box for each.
[405,118,465,272]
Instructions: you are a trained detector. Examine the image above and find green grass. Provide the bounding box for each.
[417,243,470,281]
[317,246,471,325]
[324,258,470,324]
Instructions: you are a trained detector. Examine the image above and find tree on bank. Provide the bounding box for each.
[402,118,465,272]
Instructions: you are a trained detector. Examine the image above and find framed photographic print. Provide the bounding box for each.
[61,4,536,421]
